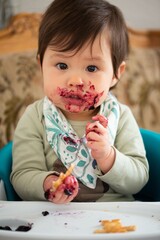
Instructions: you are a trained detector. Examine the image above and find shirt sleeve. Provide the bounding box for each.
[10,100,56,200]
[97,104,149,195]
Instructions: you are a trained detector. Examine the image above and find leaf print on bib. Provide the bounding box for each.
[87,174,94,184]
[66,146,77,152]
[92,159,97,169]
[111,107,118,119]
[108,103,111,110]
[81,149,88,158]
[77,160,86,167]
[46,127,62,135]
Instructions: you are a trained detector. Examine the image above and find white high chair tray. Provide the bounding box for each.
[0,201,160,240]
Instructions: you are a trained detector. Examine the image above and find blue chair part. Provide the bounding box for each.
[134,128,160,201]
[0,141,21,201]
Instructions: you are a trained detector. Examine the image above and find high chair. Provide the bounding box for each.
[0,129,160,201]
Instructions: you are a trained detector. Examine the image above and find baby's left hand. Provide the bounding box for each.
[44,174,79,204]
[86,114,115,173]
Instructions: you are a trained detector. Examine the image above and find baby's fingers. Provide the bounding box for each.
[92,114,108,128]
[51,184,69,203]
[86,121,107,139]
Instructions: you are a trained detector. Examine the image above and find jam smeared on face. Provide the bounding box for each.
[76,84,84,92]
[57,86,104,112]
[88,81,95,91]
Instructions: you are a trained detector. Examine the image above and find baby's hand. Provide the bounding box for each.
[63,175,78,195]
[44,174,79,204]
[92,114,108,128]
[86,114,115,173]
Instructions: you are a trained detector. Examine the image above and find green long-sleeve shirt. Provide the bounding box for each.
[11,98,149,201]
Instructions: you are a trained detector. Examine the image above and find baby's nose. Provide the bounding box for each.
[68,75,84,87]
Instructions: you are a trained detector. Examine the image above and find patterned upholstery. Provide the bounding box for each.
[0,51,43,147]
[112,47,160,132]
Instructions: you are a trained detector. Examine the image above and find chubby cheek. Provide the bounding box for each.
[90,76,112,103]
[42,66,60,101]
[43,82,51,97]
[93,85,109,108]
[43,82,60,104]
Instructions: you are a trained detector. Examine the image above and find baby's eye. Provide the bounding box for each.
[56,63,68,70]
[86,65,98,72]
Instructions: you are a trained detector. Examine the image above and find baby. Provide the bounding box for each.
[11,0,149,203]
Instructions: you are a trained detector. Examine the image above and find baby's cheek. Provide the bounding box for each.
[46,90,60,106]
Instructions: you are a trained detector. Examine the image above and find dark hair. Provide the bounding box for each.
[37,0,129,79]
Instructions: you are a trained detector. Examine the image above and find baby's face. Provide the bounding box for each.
[41,31,118,120]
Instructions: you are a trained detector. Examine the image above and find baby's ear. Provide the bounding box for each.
[110,61,126,88]
[37,54,41,66]
[117,61,126,78]
[36,54,43,72]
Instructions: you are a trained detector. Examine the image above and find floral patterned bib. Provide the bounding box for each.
[43,93,120,188]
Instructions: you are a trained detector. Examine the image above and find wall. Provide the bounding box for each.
[10,0,160,30]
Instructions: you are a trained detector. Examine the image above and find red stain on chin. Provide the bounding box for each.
[65,104,81,113]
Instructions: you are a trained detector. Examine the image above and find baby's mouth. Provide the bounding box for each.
[57,87,104,110]
[59,90,84,106]
[66,95,84,106]
[60,92,84,106]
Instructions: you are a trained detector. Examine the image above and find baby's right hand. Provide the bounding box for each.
[44,174,79,204]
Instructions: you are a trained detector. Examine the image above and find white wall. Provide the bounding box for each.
[11,0,160,30]
[111,0,160,29]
